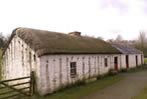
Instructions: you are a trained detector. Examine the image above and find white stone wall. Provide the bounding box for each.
[138,54,144,65]
[120,55,126,69]
[2,35,144,96]
[39,54,121,95]
[2,35,40,87]
[120,54,143,69]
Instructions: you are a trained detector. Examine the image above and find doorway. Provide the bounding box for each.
[126,55,129,69]
[136,55,138,67]
[141,55,143,65]
[114,57,118,71]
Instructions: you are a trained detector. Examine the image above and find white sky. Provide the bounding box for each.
[0,0,147,40]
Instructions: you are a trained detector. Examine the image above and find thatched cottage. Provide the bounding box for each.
[1,27,144,95]
[111,43,144,70]
[2,27,123,95]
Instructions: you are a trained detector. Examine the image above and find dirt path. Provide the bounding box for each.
[83,70,147,99]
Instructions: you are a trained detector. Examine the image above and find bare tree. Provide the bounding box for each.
[0,33,5,48]
[107,39,114,43]
[0,33,10,49]
[97,37,104,40]
[115,34,123,42]
[138,31,146,50]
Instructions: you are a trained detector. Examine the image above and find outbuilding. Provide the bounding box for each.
[111,43,144,70]
[2,27,122,95]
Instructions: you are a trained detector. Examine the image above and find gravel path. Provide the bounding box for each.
[83,70,147,99]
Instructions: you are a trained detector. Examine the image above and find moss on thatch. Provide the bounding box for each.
[4,27,121,56]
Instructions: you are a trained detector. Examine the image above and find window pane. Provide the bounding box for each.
[70,62,77,77]
[104,58,108,67]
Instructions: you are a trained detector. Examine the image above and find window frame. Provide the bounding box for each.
[70,62,77,78]
[104,58,108,67]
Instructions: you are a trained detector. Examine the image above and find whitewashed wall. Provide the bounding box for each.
[39,54,121,95]
[2,35,144,96]
[120,54,143,69]
[138,54,144,65]
[2,35,40,88]
[120,55,126,69]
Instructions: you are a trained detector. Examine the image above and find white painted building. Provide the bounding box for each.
[111,43,144,70]
[1,27,143,95]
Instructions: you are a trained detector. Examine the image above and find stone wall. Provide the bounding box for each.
[2,35,40,86]
[39,54,121,95]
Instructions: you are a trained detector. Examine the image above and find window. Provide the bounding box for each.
[34,55,36,61]
[29,52,32,67]
[22,50,24,67]
[70,62,77,78]
[104,58,108,67]
[29,52,31,60]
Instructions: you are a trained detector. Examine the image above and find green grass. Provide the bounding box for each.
[128,65,147,99]
[127,65,147,73]
[0,88,20,98]
[144,58,147,64]
[32,75,123,99]
[120,65,147,74]
[132,86,147,99]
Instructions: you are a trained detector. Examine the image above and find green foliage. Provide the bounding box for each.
[108,69,118,76]
[120,68,128,72]
[144,58,147,64]
[126,65,147,73]
[135,46,147,57]
[0,33,6,48]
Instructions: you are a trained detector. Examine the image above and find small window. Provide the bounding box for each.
[70,62,77,78]
[104,58,108,67]
[34,55,36,61]
[29,52,32,61]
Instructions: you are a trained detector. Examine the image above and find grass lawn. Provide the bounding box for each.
[144,58,147,64]
[127,65,147,73]
[32,75,123,99]
[132,86,147,99]
[129,64,147,99]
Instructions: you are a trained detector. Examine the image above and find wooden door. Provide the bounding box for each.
[136,55,138,66]
[141,55,143,65]
[114,57,118,71]
[126,55,129,68]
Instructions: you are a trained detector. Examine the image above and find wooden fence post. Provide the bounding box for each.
[30,71,35,96]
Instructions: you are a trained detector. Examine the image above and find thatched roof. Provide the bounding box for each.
[4,27,121,56]
[111,43,143,54]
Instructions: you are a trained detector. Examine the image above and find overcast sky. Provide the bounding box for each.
[0,0,147,40]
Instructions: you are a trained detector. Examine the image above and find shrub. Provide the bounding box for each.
[121,68,128,72]
[108,69,117,76]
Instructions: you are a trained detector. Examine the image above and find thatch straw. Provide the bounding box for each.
[4,27,121,56]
